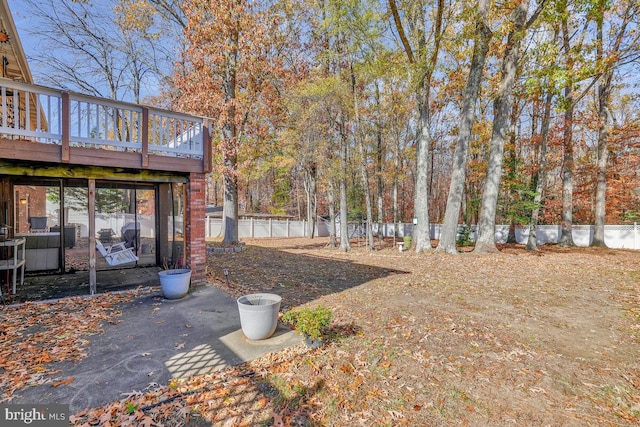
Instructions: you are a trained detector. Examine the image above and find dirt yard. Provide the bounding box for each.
[204,237,639,426]
[4,237,639,426]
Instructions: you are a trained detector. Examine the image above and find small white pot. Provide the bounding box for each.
[158,268,191,300]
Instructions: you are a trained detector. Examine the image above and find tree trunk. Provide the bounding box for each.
[303,161,317,239]
[474,0,529,254]
[591,1,631,246]
[592,69,612,247]
[352,64,375,250]
[222,28,239,245]
[376,134,384,243]
[393,140,400,237]
[526,91,553,251]
[506,101,520,245]
[339,121,351,252]
[375,82,385,242]
[327,180,338,248]
[507,219,517,244]
[361,157,375,250]
[377,170,384,242]
[389,0,444,253]
[436,1,491,254]
[413,101,431,252]
[559,17,575,247]
[222,161,238,245]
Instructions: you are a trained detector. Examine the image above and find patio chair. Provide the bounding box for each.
[95,240,138,266]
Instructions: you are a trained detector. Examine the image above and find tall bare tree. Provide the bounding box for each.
[389,0,444,252]
[592,0,637,247]
[436,0,492,254]
[558,7,577,246]
[526,91,553,251]
[474,0,533,253]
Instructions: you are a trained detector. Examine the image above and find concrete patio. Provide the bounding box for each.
[7,283,301,413]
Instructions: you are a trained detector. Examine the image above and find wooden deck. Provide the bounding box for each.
[0,78,212,174]
[0,78,208,298]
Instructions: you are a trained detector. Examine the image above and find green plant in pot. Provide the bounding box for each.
[282,305,333,348]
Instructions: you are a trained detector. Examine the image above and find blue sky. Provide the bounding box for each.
[7,0,38,63]
[5,0,173,103]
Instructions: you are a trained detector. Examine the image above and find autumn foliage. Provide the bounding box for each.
[168,0,640,230]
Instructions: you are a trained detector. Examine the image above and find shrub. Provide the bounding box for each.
[282,305,333,340]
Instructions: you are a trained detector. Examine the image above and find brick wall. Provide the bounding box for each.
[185,173,207,285]
[15,187,47,234]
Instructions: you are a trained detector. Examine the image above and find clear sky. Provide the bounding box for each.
[5,0,172,102]
[9,1,42,52]
[7,0,38,65]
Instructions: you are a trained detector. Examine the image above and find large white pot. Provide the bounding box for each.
[158,268,191,300]
[237,293,281,340]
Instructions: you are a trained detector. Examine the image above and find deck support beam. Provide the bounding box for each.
[88,178,96,295]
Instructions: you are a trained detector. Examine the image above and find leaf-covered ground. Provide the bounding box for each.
[0,293,136,401]
[2,237,639,426]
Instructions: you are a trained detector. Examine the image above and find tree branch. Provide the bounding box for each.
[388,0,414,63]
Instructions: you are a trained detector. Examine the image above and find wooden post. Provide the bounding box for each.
[88,179,96,295]
[141,107,149,168]
[61,92,70,163]
[203,120,212,173]
[59,179,65,271]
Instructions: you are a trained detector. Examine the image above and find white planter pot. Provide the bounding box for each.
[158,268,191,300]
[237,293,281,340]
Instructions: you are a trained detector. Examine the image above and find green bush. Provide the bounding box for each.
[457,225,475,247]
[282,305,333,340]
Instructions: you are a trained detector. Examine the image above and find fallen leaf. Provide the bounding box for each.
[339,363,354,374]
[52,377,74,387]
[349,375,364,390]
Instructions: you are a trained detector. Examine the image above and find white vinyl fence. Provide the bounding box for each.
[65,212,156,239]
[206,218,640,250]
[429,223,640,250]
[206,217,330,239]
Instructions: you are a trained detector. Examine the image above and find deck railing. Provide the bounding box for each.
[0,78,206,160]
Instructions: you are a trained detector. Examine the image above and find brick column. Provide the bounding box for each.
[185,173,207,285]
